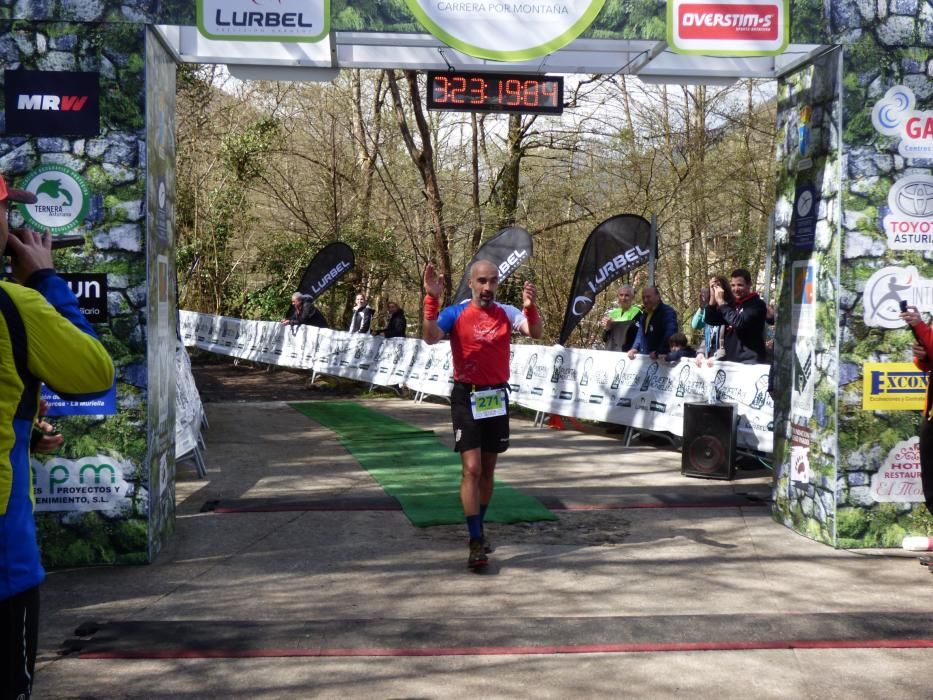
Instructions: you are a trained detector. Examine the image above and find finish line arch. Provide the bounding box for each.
[1,3,930,563]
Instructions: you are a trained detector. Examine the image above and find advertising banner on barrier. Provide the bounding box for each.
[180,310,774,453]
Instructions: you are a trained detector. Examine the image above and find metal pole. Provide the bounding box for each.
[762,212,775,303]
[649,213,657,286]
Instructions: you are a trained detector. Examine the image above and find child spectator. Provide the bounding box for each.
[664,332,696,362]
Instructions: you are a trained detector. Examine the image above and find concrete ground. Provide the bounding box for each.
[32,397,933,699]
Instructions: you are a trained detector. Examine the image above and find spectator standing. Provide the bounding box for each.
[692,275,731,361]
[626,286,678,359]
[902,304,933,514]
[704,269,768,364]
[0,173,115,699]
[375,301,407,338]
[281,292,328,328]
[601,284,642,351]
[348,293,374,333]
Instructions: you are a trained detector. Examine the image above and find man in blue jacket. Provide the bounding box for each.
[0,173,114,699]
[626,285,678,360]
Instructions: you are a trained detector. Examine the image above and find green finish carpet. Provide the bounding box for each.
[289,401,556,527]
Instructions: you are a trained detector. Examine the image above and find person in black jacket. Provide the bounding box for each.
[375,301,407,338]
[704,269,768,364]
[281,293,328,328]
[348,293,374,333]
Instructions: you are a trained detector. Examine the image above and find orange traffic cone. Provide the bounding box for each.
[566,416,587,432]
[547,414,565,430]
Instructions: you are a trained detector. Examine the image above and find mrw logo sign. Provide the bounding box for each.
[4,70,99,135]
[17,94,89,111]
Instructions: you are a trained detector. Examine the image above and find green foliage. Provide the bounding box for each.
[220,118,282,181]
[905,506,933,536]
[241,284,292,321]
[335,6,365,30]
[790,0,830,43]
[57,411,147,466]
[837,507,868,539]
[37,513,149,569]
[332,0,419,30]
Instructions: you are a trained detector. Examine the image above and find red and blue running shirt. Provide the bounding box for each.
[436,300,525,386]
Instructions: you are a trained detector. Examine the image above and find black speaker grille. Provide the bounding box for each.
[681,402,736,480]
[687,435,726,473]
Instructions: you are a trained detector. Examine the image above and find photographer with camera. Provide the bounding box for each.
[0,173,114,699]
[901,301,933,515]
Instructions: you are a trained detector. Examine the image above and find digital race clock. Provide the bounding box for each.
[426,71,564,115]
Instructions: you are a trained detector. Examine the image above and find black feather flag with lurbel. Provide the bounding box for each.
[451,226,533,304]
[557,215,652,345]
[297,242,355,301]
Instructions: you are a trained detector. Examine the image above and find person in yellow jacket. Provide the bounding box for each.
[601,284,642,351]
[0,173,114,699]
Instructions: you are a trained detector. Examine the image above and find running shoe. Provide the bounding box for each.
[481,534,494,554]
[468,538,488,568]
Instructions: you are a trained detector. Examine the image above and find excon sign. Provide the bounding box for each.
[197,0,329,42]
[668,0,788,55]
[4,70,100,136]
[862,362,927,411]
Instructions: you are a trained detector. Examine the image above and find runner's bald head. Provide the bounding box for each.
[468,259,499,308]
[470,259,497,279]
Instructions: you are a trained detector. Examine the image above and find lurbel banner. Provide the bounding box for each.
[3,70,100,136]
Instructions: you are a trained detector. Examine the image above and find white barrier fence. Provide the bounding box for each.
[180,310,774,453]
[175,339,207,475]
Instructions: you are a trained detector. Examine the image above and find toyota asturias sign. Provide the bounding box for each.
[668,0,789,56]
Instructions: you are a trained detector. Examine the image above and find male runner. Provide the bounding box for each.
[422,259,542,568]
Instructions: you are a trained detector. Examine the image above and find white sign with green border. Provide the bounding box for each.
[406,0,605,62]
[16,164,90,235]
[197,0,329,43]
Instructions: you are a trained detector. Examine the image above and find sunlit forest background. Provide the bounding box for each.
[175,67,778,347]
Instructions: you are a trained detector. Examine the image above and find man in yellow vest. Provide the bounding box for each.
[601,284,642,352]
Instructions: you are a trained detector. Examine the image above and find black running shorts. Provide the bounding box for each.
[1,585,39,700]
[450,382,510,454]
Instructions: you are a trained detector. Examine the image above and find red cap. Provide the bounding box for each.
[0,173,37,204]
